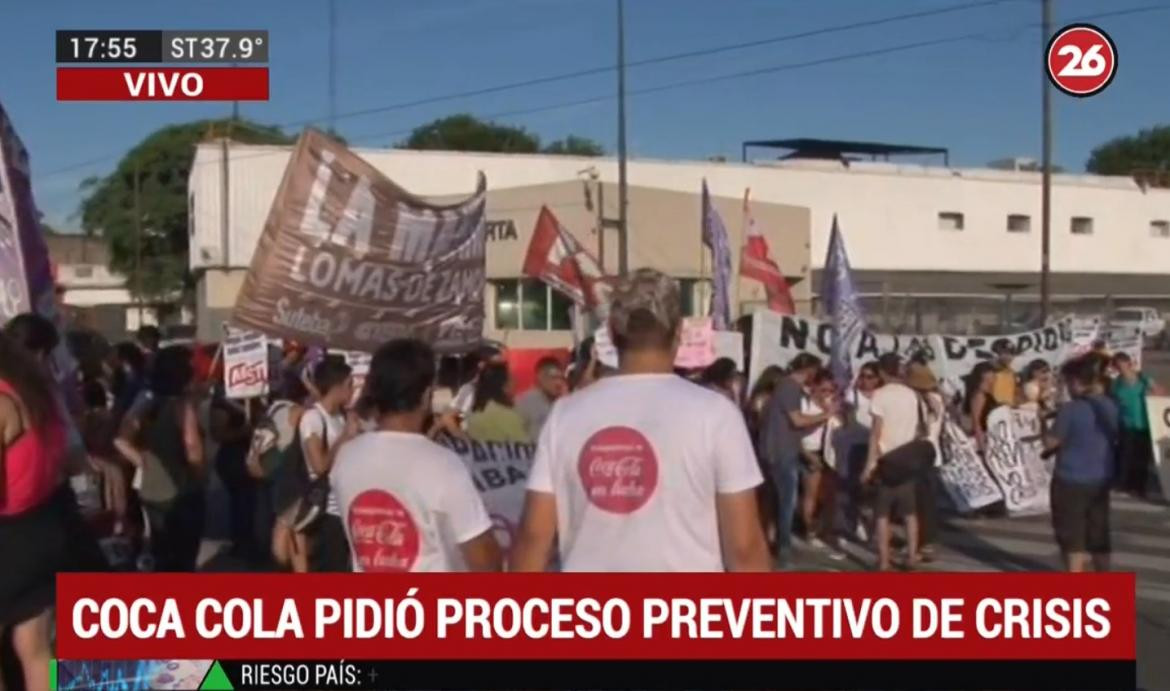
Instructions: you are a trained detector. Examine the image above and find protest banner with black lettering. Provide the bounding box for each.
[748,311,934,388]
[222,326,268,399]
[1147,396,1170,503]
[983,407,1049,516]
[937,418,1003,513]
[437,435,534,552]
[233,129,487,353]
[932,319,1073,396]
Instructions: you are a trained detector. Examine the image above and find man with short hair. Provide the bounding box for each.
[511,268,769,572]
[332,340,501,572]
[1045,356,1118,572]
[862,353,925,571]
[515,357,566,440]
[760,352,835,566]
[990,341,1018,407]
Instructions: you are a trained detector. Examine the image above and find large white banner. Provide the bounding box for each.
[748,311,1072,395]
[222,326,269,399]
[982,407,1050,516]
[1147,396,1170,500]
[438,436,534,553]
[937,419,1003,513]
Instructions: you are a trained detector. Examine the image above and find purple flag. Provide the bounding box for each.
[701,180,732,330]
[821,214,866,387]
[0,101,81,412]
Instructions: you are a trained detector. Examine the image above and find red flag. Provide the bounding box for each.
[522,206,610,311]
[740,188,796,315]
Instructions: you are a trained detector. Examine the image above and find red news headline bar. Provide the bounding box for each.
[56,572,1136,661]
[56,67,269,101]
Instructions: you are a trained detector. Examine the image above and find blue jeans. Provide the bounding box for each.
[771,460,800,553]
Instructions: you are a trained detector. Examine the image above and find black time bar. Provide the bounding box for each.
[56,30,268,64]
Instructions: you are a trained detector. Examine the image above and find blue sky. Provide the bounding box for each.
[3,0,1167,231]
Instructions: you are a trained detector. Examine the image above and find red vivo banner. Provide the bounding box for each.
[56,572,1135,661]
[57,67,269,101]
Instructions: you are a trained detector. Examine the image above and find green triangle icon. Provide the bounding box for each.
[199,661,234,691]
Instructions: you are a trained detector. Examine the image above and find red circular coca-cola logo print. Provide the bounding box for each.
[577,426,659,513]
[347,490,420,572]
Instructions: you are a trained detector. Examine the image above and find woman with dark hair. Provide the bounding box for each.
[699,357,741,403]
[965,362,997,452]
[744,365,785,553]
[0,317,103,691]
[115,345,206,571]
[466,363,529,443]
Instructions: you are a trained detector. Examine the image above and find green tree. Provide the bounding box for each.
[79,119,293,302]
[542,135,604,157]
[401,114,603,156]
[1086,125,1170,180]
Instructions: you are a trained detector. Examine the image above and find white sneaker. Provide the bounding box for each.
[808,537,827,550]
[828,548,847,561]
[854,524,869,543]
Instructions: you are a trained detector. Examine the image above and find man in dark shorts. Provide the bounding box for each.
[1045,356,1118,572]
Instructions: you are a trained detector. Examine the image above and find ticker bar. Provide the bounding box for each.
[161,30,269,63]
[56,30,163,63]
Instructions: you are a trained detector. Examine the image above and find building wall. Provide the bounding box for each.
[190,144,1170,279]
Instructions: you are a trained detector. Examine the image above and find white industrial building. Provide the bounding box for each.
[188,137,1170,347]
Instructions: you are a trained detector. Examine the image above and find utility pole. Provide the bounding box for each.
[329,0,338,134]
[616,0,629,275]
[134,157,143,324]
[1040,0,1053,322]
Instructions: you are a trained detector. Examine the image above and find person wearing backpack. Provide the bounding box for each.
[1045,356,1119,573]
[247,373,310,570]
[296,356,357,572]
[115,346,206,572]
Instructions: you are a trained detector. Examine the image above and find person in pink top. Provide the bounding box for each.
[0,314,103,691]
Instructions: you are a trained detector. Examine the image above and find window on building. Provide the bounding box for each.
[677,278,711,317]
[1151,220,1170,238]
[492,279,572,331]
[938,212,964,231]
[1007,214,1031,233]
[1070,216,1094,235]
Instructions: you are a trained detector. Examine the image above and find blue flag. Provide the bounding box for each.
[821,214,866,387]
[701,180,733,330]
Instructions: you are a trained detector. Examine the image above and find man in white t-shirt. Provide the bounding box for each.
[332,339,501,572]
[511,268,769,572]
[298,355,356,572]
[862,353,926,571]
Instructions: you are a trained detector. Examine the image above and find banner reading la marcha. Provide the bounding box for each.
[233,129,488,353]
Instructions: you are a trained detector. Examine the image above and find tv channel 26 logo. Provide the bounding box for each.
[1046,24,1117,97]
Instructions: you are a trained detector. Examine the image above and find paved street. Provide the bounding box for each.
[791,491,1170,690]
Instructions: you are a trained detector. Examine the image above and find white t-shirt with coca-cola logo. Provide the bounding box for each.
[527,373,763,572]
[331,431,493,572]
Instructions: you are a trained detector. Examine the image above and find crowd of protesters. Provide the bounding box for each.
[1,269,1165,687]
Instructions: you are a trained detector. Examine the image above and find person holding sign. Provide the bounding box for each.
[511,269,769,572]
[331,339,501,573]
[1109,352,1165,499]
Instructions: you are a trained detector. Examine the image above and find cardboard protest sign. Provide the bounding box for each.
[1146,396,1170,502]
[674,317,715,369]
[937,419,1002,513]
[713,331,744,372]
[594,317,720,370]
[437,436,534,553]
[982,407,1049,516]
[222,326,269,399]
[233,129,487,353]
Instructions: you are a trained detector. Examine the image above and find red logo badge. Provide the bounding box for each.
[578,426,659,514]
[1046,24,1117,97]
[347,490,420,572]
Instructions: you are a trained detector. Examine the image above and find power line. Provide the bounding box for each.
[35,1,1170,183]
[34,0,1010,181]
